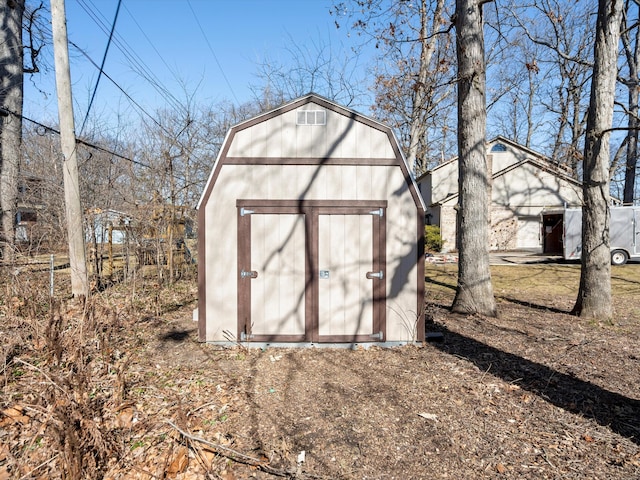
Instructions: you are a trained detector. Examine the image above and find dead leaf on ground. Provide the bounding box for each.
[0,406,29,426]
[166,446,189,478]
[200,447,217,469]
[115,406,135,428]
[0,443,8,462]
[10,297,24,309]
[496,463,507,474]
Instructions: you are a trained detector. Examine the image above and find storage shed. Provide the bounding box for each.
[196,94,425,345]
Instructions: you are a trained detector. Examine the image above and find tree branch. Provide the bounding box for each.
[166,421,300,478]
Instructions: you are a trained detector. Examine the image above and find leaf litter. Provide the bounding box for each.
[0,264,639,478]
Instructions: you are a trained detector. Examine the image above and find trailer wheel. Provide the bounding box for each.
[611,250,629,266]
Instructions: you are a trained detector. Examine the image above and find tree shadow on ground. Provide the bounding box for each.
[430,323,640,445]
[498,296,571,315]
[160,328,196,342]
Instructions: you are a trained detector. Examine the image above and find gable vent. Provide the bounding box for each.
[297,110,326,126]
[491,143,507,152]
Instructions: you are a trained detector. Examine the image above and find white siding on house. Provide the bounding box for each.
[428,160,458,204]
[516,217,541,250]
[492,162,581,215]
[422,138,583,253]
[490,148,522,173]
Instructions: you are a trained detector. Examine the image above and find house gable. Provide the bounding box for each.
[419,136,580,208]
[418,137,583,252]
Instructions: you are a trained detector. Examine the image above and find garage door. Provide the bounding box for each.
[516,217,541,250]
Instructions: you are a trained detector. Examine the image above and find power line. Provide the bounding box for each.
[76,0,187,115]
[121,2,186,99]
[23,1,185,124]
[20,2,211,188]
[186,0,240,104]
[69,41,167,133]
[0,106,151,168]
[80,0,122,136]
[6,107,209,191]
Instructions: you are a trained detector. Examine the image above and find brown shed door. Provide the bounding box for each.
[238,202,386,343]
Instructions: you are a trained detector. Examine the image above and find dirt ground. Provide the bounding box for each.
[1,263,640,479]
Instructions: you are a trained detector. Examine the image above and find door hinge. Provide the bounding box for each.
[240,332,254,341]
[241,269,258,278]
[240,207,255,216]
[369,208,384,217]
[366,270,384,280]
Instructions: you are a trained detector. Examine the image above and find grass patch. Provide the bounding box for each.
[426,262,640,307]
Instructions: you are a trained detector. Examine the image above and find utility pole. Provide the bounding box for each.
[50,0,89,297]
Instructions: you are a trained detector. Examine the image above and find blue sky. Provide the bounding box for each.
[24,0,366,133]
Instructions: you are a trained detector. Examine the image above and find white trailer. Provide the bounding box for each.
[563,206,640,265]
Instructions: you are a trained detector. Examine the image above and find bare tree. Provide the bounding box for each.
[573,0,623,319]
[485,26,547,148]
[21,125,66,253]
[508,1,595,175]
[620,0,639,204]
[0,0,25,261]
[332,0,456,174]
[250,32,369,112]
[131,92,254,283]
[451,0,497,316]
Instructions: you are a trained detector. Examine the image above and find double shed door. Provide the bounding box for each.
[237,201,386,343]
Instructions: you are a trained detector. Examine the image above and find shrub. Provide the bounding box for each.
[425,225,442,253]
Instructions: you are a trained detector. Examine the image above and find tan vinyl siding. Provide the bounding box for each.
[203,183,239,341]
[384,169,421,340]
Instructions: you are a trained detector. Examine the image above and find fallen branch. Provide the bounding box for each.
[14,358,69,398]
[18,453,60,480]
[166,420,292,477]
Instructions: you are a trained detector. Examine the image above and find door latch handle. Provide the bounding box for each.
[241,270,258,279]
[366,270,384,280]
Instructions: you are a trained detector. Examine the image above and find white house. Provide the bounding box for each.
[416,136,583,253]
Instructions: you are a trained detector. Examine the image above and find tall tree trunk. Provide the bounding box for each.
[452,0,497,317]
[624,86,638,204]
[573,0,623,319]
[622,3,639,205]
[0,0,25,262]
[407,0,445,176]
